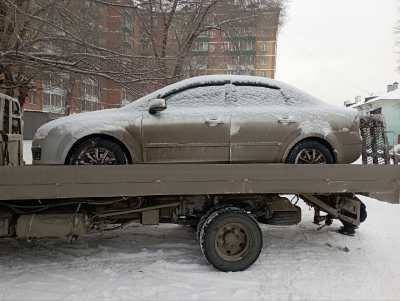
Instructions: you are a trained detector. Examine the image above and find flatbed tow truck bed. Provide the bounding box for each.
[0,163,399,271]
[0,164,399,203]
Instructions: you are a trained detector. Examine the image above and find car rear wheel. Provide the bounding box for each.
[68,137,128,165]
[286,140,334,164]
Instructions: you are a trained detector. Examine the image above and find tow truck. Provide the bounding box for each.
[0,93,399,271]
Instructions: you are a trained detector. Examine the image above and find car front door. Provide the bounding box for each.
[142,84,231,163]
[230,84,299,162]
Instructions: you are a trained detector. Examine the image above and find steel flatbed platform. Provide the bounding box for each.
[0,164,399,204]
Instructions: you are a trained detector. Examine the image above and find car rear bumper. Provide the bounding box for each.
[336,142,362,163]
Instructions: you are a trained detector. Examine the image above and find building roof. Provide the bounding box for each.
[354,88,400,108]
[368,88,400,102]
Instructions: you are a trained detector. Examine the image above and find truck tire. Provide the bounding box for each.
[199,207,263,272]
[196,204,236,241]
[339,201,367,235]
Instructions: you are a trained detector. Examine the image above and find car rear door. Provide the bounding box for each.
[142,84,231,163]
[229,84,299,162]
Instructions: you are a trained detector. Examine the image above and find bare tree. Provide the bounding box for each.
[92,0,286,92]
[0,0,286,107]
[0,0,167,107]
[132,0,285,78]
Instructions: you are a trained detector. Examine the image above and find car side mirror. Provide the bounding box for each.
[149,98,167,115]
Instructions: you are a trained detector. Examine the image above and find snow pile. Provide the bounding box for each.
[0,198,399,300]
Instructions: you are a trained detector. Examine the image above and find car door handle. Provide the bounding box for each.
[205,118,224,127]
[278,117,296,124]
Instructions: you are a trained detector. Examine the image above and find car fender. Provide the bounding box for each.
[280,132,341,163]
[58,128,143,164]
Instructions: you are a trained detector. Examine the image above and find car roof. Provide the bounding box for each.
[156,75,281,98]
[125,75,326,109]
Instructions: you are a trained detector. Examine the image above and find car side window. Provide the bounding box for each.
[166,85,226,107]
[233,85,286,105]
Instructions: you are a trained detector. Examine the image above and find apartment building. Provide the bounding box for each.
[24,1,134,116]
[191,2,279,78]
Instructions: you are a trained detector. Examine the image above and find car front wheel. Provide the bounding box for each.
[286,140,334,164]
[68,137,128,165]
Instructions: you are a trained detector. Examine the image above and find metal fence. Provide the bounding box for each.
[360,115,398,165]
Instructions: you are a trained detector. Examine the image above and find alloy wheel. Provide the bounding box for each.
[294,148,327,164]
[73,147,118,165]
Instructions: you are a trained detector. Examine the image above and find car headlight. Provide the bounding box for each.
[32,146,42,161]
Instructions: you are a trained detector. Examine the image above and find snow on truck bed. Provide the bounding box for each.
[0,199,399,300]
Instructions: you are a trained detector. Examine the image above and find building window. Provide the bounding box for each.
[261,42,267,52]
[122,11,133,32]
[81,79,101,112]
[370,108,382,115]
[42,76,66,114]
[28,91,36,104]
[224,41,232,51]
[42,91,66,114]
[121,88,130,106]
[194,41,208,51]
[244,40,254,50]
[123,31,130,43]
[82,79,99,100]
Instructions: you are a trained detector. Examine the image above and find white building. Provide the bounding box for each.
[353,82,400,146]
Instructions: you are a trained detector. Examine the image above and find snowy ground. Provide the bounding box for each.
[0,142,398,301]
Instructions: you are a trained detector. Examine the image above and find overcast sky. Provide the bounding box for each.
[275,0,399,106]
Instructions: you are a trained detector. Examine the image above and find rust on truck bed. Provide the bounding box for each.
[0,164,399,204]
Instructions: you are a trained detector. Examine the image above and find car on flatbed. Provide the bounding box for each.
[32,75,362,165]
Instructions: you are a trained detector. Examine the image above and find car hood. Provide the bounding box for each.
[34,108,139,141]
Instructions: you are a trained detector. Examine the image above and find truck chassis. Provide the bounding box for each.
[0,163,399,271]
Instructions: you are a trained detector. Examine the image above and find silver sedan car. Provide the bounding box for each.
[32,75,362,165]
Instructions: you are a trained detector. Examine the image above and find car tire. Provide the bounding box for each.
[68,137,128,165]
[286,140,334,164]
[199,207,263,272]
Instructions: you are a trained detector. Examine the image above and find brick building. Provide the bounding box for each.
[23,1,280,123]
[191,3,279,78]
[24,2,134,116]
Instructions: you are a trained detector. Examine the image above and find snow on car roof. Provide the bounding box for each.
[125,75,328,109]
[143,75,281,100]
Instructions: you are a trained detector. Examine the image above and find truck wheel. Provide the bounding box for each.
[339,201,367,235]
[199,207,263,272]
[68,137,128,165]
[286,140,334,164]
[196,204,235,241]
